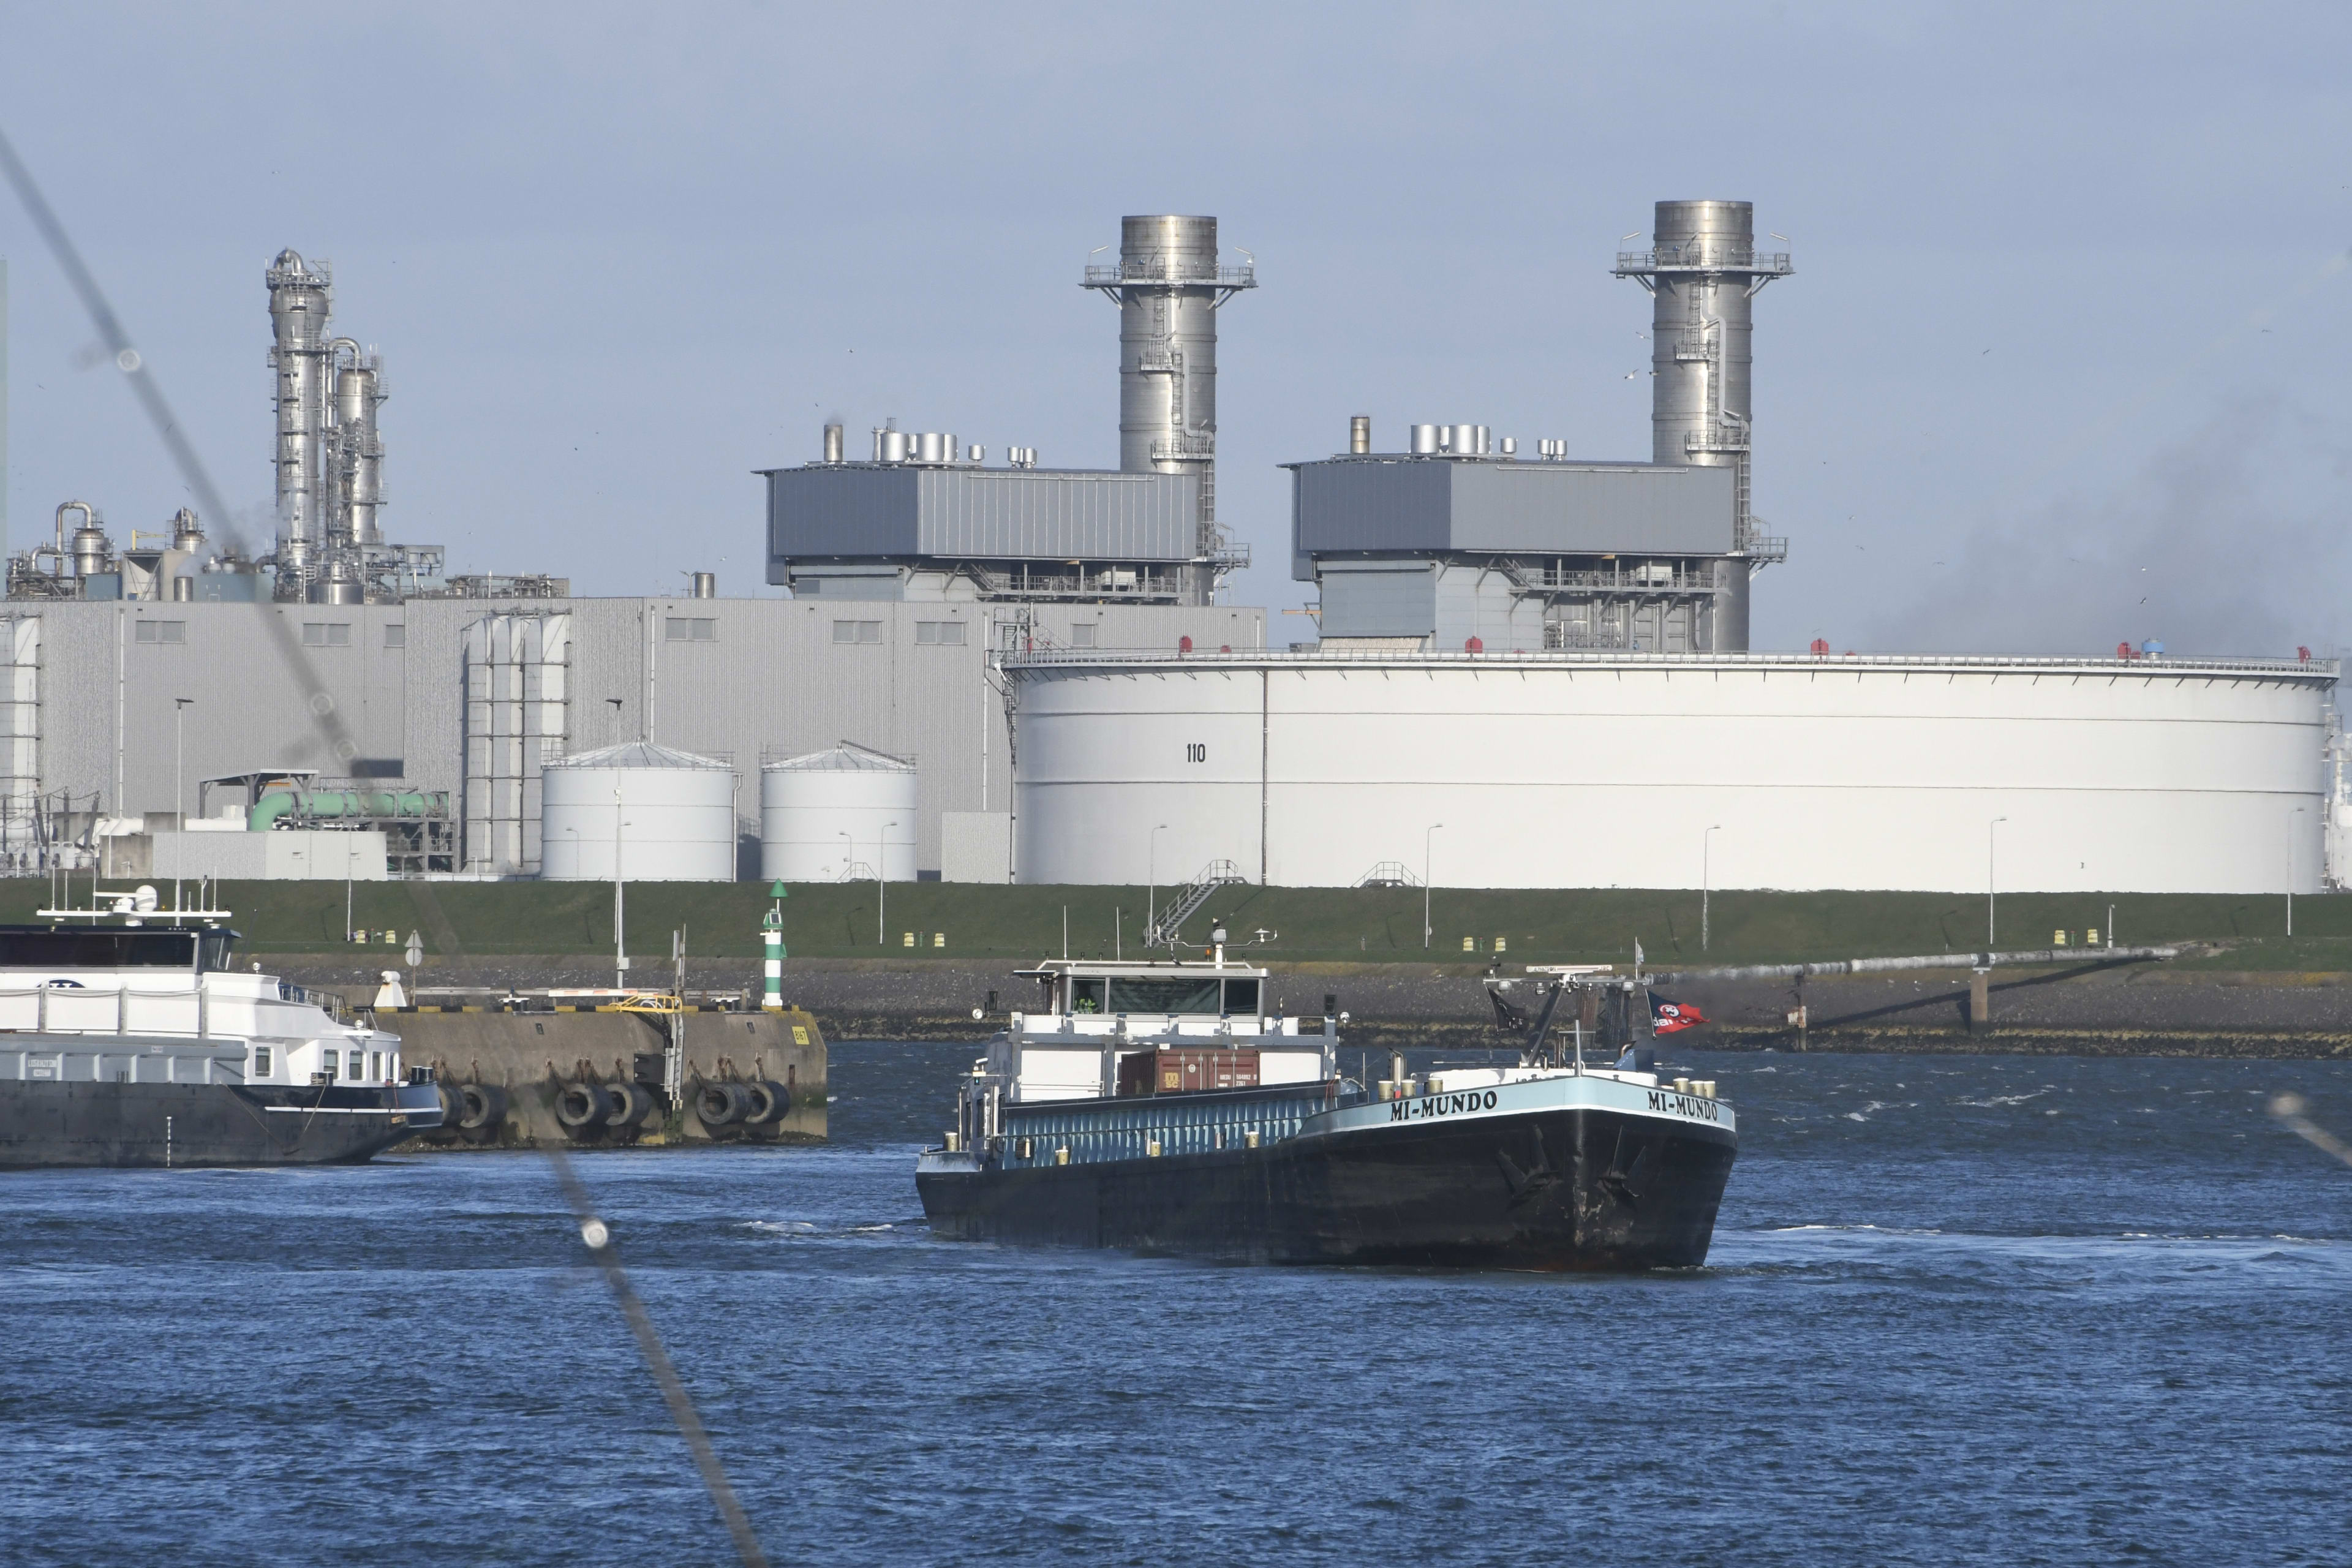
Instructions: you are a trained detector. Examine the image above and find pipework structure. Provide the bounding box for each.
[1082,216,1256,600]
[1613,201,1791,649]
[265,249,439,603]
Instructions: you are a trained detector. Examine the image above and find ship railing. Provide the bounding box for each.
[0,981,222,1039]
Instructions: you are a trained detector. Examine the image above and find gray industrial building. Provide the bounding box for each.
[0,592,1259,878]
[1283,199,1792,655]
[1289,433,1741,652]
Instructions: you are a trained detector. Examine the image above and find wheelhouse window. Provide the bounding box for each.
[252,1046,273,1076]
[1106,976,1224,1016]
[0,929,200,967]
[1221,978,1262,1016]
[1068,977,1107,1013]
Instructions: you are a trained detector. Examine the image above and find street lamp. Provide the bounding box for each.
[2289,805,2305,937]
[1424,823,1444,949]
[880,820,897,946]
[612,778,628,989]
[1987,816,2008,947]
[173,698,192,916]
[1147,822,1169,943]
[1702,823,1722,952]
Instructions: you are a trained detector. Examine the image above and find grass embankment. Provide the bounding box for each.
[9,878,2345,972]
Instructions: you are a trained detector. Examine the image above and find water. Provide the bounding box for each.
[4,1046,2348,1566]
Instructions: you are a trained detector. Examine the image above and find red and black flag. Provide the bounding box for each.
[1649,991,1706,1035]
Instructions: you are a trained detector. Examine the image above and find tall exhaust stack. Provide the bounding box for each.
[1614,201,1791,650]
[1083,216,1256,602]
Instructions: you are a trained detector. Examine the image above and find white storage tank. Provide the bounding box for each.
[540,741,737,881]
[762,743,918,882]
[1007,649,2337,895]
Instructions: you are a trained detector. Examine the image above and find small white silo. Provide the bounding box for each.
[540,741,737,881]
[761,742,918,883]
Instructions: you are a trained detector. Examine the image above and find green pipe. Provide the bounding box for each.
[249,788,440,829]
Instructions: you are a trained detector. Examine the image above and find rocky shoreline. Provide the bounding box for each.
[272,953,2352,1060]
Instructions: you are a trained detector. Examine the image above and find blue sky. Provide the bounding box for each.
[4,2,2348,655]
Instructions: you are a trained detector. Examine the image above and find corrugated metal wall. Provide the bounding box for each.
[767,466,1197,564]
[1291,458,1735,566]
[21,596,1262,878]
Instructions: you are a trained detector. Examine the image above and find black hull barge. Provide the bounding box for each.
[0,908,441,1169]
[914,950,1736,1270]
[920,1075,1734,1267]
[0,1069,439,1169]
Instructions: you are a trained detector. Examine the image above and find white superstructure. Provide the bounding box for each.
[1008,649,2337,895]
[0,927,404,1091]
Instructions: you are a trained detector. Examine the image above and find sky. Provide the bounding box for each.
[2,1,2348,657]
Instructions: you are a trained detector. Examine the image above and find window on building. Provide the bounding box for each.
[832,620,883,644]
[384,624,406,649]
[349,1050,365,1079]
[914,621,967,646]
[134,620,186,644]
[301,624,352,647]
[665,617,717,642]
[1070,623,1098,647]
[252,1046,271,1076]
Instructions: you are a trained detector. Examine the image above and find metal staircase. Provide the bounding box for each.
[1147,859,1246,948]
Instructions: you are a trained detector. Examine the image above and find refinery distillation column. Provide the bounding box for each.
[1083,216,1255,603]
[267,249,334,600]
[1614,202,1791,650]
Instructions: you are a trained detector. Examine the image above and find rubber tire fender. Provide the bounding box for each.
[435,1080,469,1127]
[744,1080,793,1125]
[605,1080,656,1129]
[556,1080,614,1134]
[458,1082,508,1132]
[695,1081,751,1128]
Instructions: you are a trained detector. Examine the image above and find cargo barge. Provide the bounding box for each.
[916,939,1737,1268]
[0,893,440,1168]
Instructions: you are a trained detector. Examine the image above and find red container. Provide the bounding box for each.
[1116,1047,1261,1097]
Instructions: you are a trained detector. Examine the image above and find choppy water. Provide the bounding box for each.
[4,1045,2348,1566]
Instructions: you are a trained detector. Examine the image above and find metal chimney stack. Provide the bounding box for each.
[1614,201,1792,650]
[266,249,333,594]
[1083,216,1256,601]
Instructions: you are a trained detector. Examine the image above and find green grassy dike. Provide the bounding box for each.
[10,878,2346,972]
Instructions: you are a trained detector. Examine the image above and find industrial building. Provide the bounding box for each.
[1,223,1265,880]
[7,202,2341,896]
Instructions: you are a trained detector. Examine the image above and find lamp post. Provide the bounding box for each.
[172,697,192,916]
[1424,823,1444,950]
[2290,805,2304,937]
[1988,816,2007,947]
[880,820,897,946]
[1147,822,1169,943]
[612,779,627,990]
[837,829,852,882]
[1702,823,1722,952]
